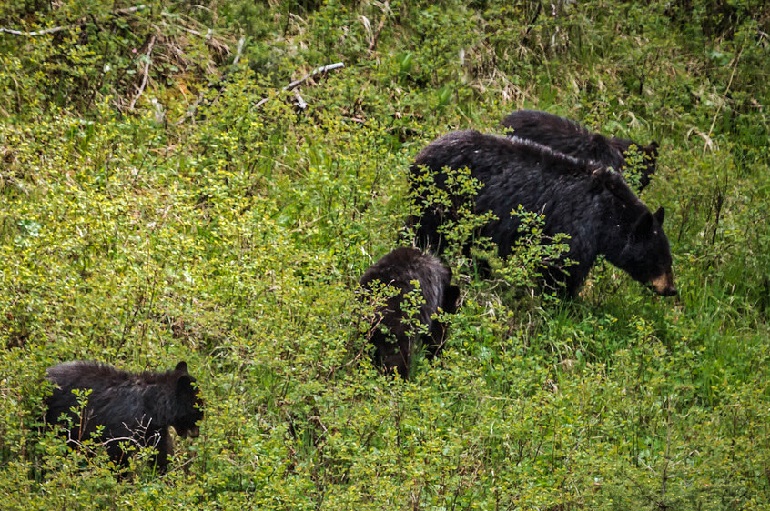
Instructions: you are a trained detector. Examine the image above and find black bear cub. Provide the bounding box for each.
[410,130,676,298]
[360,247,460,379]
[501,110,659,191]
[45,360,204,473]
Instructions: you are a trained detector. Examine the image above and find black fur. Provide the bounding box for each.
[409,130,676,298]
[360,247,460,378]
[45,360,204,473]
[501,110,659,191]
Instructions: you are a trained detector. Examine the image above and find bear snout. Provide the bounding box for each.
[650,271,677,296]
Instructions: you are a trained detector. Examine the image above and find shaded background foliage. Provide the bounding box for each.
[1,0,769,509]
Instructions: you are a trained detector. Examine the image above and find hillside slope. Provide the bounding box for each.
[1,1,769,509]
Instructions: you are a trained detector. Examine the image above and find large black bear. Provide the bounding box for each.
[409,130,676,298]
[360,247,461,379]
[45,360,204,473]
[501,110,659,191]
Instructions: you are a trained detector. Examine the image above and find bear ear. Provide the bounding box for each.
[645,141,659,157]
[609,137,629,154]
[593,165,627,195]
[653,206,665,226]
[175,361,189,374]
[633,210,655,236]
[590,166,608,191]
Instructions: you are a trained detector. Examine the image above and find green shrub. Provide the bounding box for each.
[1,0,770,509]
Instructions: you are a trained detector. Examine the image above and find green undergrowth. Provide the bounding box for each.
[1,0,769,509]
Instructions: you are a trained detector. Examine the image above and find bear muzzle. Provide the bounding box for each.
[650,271,677,296]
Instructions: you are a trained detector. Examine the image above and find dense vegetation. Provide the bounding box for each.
[1,0,769,508]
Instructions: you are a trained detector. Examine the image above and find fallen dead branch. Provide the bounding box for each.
[177,61,344,124]
[255,62,345,108]
[0,5,147,37]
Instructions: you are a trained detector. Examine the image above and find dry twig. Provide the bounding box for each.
[255,62,345,108]
[232,36,246,66]
[128,35,157,111]
[705,46,744,151]
[362,0,390,53]
[0,5,147,37]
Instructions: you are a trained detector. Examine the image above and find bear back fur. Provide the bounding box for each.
[409,130,675,298]
[501,110,658,191]
[360,247,460,378]
[45,360,204,472]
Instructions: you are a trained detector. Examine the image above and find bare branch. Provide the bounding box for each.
[254,96,271,109]
[113,5,148,16]
[128,35,157,111]
[178,56,341,123]
[284,62,345,92]
[0,5,147,37]
[0,25,72,37]
[706,46,744,149]
[365,0,390,53]
[232,36,246,66]
[293,89,308,110]
[175,92,205,125]
[255,62,345,108]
